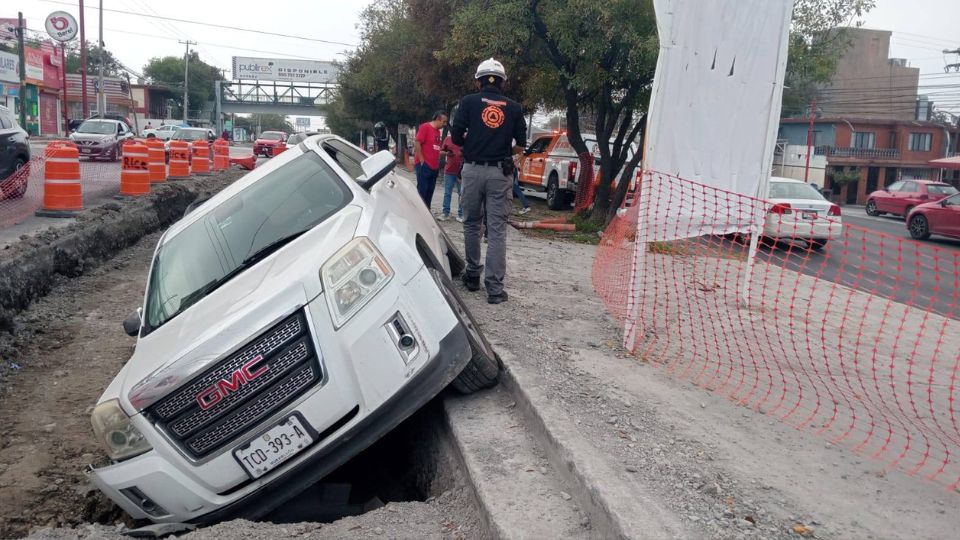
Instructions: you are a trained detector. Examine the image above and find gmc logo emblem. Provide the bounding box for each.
[196,356,268,410]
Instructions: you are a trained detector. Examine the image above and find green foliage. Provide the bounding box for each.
[830,166,860,185]
[233,114,294,134]
[142,52,222,119]
[65,43,124,77]
[782,0,876,116]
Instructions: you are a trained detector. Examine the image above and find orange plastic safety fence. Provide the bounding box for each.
[593,171,960,490]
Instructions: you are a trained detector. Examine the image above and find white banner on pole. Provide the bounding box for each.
[624,0,795,347]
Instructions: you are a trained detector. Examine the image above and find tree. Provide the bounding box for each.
[143,52,222,120]
[65,43,123,77]
[782,0,876,117]
[444,0,658,225]
[233,114,294,134]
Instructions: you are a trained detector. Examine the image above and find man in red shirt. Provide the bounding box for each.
[414,111,448,208]
[439,135,464,221]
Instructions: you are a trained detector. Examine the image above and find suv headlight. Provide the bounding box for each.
[321,237,394,328]
[91,399,152,461]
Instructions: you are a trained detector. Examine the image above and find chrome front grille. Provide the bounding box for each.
[146,311,322,459]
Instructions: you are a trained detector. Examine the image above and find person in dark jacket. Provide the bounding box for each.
[450,58,527,304]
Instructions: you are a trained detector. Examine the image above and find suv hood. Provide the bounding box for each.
[256,139,282,145]
[72,133,115,142]
[116,204,363,413]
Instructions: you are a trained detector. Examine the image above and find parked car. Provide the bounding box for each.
[253,131,288,157]
[143,125,181,140]
[164,128,217,162]
[764,177,843,250]
[906,193,960,240]
[0,105,31,200]
[69,113,134,134]
[865,180,958,218]
[285,131,321,146]
[69,119,135,161]
[89,135,497,525]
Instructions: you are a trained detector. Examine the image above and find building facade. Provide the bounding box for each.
[778,118,957,204]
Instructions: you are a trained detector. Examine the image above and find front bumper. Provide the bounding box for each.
[89,266,471,523]
[76,144,115,158]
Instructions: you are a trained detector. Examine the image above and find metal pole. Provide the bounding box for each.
[97,0,104,117]
[215,80,222,135]
[178,40,196,123]
[15,12,27,129]
[125,72,138,134]
[803,96,816,183]
[79,0,89,118]
[61,44,69,134]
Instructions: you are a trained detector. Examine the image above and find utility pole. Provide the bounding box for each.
[97,0,105,117]
[804,96,817,183]
[14,12,26,129]
[944,47,960,73]
[79,0,89,118]
[178,40,196,123]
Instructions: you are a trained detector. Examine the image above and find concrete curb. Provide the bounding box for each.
[498,357,688,539]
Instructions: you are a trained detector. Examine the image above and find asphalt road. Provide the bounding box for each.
[759,208,960,320]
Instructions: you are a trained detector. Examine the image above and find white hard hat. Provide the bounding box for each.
[475,58,507,81]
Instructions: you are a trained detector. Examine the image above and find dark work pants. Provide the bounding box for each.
[461,163,511,296]
[416,163,440,209]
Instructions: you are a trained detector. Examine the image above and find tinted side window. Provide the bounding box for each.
[0,112,11,130]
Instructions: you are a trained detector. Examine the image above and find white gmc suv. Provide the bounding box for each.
[88,134,499,525]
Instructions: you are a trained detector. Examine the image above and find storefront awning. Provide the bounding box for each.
[928,156,960,170]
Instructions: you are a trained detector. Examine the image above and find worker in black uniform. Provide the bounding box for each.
[450,58,527,304]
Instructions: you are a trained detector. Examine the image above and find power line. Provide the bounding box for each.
[38,0,358,47]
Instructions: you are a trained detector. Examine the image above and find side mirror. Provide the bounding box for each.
[523,148,533,155]
[123,308,142,337]
[359,150,397,190]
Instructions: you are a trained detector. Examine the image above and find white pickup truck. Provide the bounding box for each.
[88,134,500,525]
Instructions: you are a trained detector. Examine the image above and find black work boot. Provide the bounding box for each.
[487,291,509,304]
[461,274,480,292]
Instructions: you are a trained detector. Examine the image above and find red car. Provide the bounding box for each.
[865,179,958,218]
[906,193,960,240]
[253,131,288,157]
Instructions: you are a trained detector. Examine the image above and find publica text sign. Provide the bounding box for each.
[232,57,338,84]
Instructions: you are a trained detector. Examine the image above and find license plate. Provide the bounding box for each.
[80,148,91,154]
[234,415,314,479]
[801,211,817,220]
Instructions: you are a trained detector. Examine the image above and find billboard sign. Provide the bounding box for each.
[24,47,44,84]
[295,117,310,127]
[232,57,338,84]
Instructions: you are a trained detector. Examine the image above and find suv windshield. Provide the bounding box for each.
[173,129,208,141]
[260,132,284,141]
[77,121,117,135]
[143,151,352,331]
[768,182,825,201]
[927,184,959,196]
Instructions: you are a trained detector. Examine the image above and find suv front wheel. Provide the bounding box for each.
[429,268,501,393]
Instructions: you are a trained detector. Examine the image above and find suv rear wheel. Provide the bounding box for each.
[429,268,501,393]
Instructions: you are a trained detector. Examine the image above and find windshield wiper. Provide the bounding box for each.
[241,228,311,266]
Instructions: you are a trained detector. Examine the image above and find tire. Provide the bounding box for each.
[429,268,501,394]
[808,239,827,250]
[865,200,879,216]
[908,214,931,240]
[546,174,564,210]
[8,158,28,199]
[109,145,119,162]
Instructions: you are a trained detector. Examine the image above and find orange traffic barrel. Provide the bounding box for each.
[213,139,230,172]
[36,141,82,217]
[119,141,151,196]
[145,138,167,183]
[192,140,212,176]
[168,140,190,180]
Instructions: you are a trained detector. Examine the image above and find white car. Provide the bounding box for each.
[143,125,181,140]
[764,176,843,250]
[88,134,499,525]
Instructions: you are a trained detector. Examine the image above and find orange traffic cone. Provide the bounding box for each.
[192,140,212,176]
[36,141,83,217]
[145,138,167,183]
[119,141,151,196]
[168,140,190,180]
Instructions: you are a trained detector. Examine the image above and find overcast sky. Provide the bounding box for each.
[12,0,960,116]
